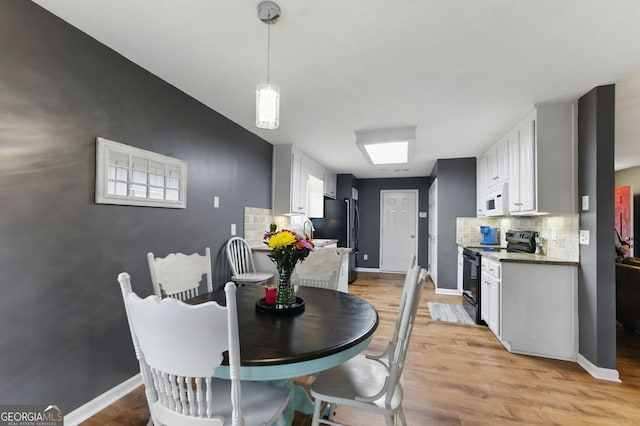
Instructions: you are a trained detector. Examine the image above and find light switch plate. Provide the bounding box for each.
[579,230,590,245]
[214,196,219,208]
[231,224,236,236]
[581,195,589,211]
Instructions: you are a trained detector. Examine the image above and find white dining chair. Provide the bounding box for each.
[293,271,339,291]
[117,273,289,426]
[226,237,274,286]
[147,248,212,301]
[309,266,427,426]
[292,249,343,291]
[366,253,417,365]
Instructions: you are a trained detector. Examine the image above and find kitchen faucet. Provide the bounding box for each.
[303,219,314,240]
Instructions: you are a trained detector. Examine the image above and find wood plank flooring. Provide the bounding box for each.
[82,272,640,425]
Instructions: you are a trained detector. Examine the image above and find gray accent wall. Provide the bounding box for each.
[1,1,272,411]
[431,158,477,290]
[356,177,431,270]
[577,85,617,369]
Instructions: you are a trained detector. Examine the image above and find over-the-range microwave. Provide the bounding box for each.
[485,183,508,216]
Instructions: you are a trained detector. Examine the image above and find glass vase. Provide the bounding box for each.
[276,267,295,309]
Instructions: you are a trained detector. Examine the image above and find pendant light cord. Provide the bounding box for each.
[266,10,271,85]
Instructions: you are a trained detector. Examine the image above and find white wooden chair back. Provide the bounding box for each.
[385,267,426,405]
[226,237,273,285]
[367,253,417,362]
[294,271,339,290]
[226,237,257,276]
[147,247,212,301]
[118,273,242,425]
[353,266,425,403]
[292,249,343,291]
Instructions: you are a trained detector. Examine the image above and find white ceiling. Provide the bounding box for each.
[32,0,640,178]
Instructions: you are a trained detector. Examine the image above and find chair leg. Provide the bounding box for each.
[384,413,394,426]
[397,406,407,426]
[311,398,323,426]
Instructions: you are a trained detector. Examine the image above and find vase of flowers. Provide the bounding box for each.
[263,227,314,309]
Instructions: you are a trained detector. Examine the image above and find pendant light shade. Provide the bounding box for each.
[256,1,281,130]
[256,83,280,129]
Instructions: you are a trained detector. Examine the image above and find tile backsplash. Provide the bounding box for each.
[456,214,579,261]
[243,207,292,246]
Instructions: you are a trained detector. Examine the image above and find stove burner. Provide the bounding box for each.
[505,230,538,253]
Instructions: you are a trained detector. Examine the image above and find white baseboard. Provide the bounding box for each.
[435,288,461,296]
[64,374,143,425]
[355,267,380,273]
[576,353,621,382]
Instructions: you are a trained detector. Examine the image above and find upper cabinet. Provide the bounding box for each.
[477,102,577,217]
[272,144,328,217]
[476,154,488,217]
[508,120,536,213]
[485,137,509,190]
[323,169,337,199]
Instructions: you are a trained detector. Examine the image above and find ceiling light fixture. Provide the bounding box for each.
[355,126,417,166]
[256,1,281,130]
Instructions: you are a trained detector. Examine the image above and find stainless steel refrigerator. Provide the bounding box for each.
[311,198,359,283]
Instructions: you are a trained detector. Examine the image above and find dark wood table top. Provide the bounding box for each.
[187,286,379,369]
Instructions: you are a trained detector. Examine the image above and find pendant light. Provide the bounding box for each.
[256,1,281,130]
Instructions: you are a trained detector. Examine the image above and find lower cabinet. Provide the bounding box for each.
[481,258,501,336]
[457,246,463,293]
[482,259,578,361]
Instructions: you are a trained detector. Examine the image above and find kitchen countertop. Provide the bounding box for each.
[460,244,578,266]
[482,251,578,266]
[252,241,350,253]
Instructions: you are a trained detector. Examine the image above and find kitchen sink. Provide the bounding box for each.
[312,238,338,247]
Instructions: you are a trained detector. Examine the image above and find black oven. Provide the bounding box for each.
[462,248,484,325]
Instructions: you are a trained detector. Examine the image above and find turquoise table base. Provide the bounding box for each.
[214,337,372,425]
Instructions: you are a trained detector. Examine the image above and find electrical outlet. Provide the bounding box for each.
[582,195,589,211]
[231,224,236,236]
[579,230,590,245]
[363,254,368,261]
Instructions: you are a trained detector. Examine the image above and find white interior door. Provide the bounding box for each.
[428,179,437,285]
[380,190,418,272]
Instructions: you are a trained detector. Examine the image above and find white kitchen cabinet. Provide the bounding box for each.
[272,144,325,216]
[485,138,509,190]
[457,246,464,293]
[323,169,337,199]
[290,149,307,214]
[306,174,324,218]
[508,121,536,214]
[500,261,577,361]
[478,102,576,217]
[480,271,489,325]
[476,154,487,217]
[481,258,501,336]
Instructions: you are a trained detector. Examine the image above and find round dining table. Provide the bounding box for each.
[186,284,379,380]
[187,285,379,424]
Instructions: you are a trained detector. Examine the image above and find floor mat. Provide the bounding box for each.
[427,302,475,325]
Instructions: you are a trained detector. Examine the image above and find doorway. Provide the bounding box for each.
[380,190,418,272]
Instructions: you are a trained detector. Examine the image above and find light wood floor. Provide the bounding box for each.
[82,272,640,425]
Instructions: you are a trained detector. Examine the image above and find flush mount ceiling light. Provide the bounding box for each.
[355,126,417,165]
[255,1,281,130]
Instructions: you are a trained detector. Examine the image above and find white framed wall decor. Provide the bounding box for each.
[95,137,187,208]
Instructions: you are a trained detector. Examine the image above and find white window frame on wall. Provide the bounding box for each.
[95,137,187,208]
